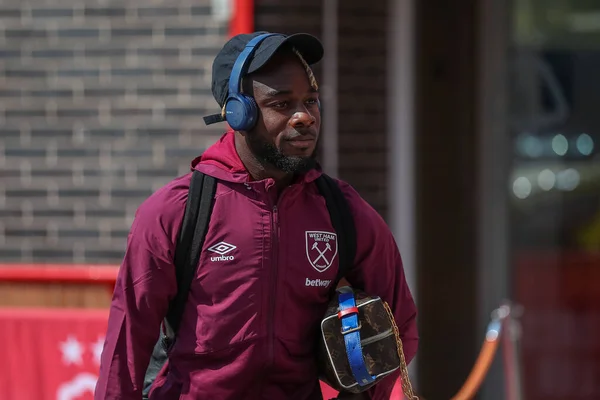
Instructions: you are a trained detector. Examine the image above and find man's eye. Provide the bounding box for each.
[306,98,318,105]
[272,101,288,109]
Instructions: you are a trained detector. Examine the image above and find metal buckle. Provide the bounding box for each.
[341,322,362,335]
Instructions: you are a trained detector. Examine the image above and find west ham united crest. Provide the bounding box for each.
[305,231,338,272]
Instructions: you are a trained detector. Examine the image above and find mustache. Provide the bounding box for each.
[285,129,317,140]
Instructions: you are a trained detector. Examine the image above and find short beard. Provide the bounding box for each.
[246,132,317,175]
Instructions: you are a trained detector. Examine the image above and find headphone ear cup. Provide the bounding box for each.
[244,96,259,130]
[225,94,259,132]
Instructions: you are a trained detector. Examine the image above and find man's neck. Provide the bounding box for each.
[234,133,294,190]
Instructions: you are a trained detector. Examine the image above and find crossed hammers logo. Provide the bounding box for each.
[311,241,332,266]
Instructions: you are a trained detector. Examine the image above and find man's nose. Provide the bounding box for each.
[288,105,316,128]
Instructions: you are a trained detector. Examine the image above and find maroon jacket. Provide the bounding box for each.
[95,131,418,400]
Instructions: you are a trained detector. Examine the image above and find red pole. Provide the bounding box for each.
[229,0,255,37]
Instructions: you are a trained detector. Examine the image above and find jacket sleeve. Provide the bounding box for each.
[340,183,419,400]
[94,195,180,400]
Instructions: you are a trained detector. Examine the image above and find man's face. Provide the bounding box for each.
[243,51,321,174]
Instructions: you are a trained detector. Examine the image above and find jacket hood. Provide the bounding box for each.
[191,131,322,184]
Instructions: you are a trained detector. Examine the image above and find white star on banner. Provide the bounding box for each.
[91,336,105,366]
[60,336,84,366]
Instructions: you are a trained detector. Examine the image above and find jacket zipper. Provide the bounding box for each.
[267,203,279,369]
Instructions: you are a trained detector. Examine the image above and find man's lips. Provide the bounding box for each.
[285,136,315,149]
[286,132,316,142]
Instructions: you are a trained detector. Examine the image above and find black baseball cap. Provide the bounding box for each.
[203,31,324,125]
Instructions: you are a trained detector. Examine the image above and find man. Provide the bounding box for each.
[95,31,418,400]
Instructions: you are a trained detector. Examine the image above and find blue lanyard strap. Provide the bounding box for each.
[337,291,376,387]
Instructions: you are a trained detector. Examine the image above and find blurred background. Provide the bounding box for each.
[1,0,599,399]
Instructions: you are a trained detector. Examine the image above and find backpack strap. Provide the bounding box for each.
[314,174,357,290]
[165,170,217,335]
[143,171,217,399]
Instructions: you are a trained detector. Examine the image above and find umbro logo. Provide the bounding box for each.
[207,241,236,262]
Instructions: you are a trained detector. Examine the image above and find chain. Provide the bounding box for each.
[383,301,418,400]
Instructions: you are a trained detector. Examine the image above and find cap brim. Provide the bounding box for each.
[247,33,324,74]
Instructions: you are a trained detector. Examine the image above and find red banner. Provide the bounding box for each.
[0,307,404,399]
[0,308,108,400]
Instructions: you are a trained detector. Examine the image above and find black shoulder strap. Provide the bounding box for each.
[165,170,217,335]
[314,174,357,289]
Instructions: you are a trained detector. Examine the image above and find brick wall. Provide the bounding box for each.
[337,0,389,218]
[253,0,323,116]
[255,0,391,218]
[0,1,229,264]
[0,0,391,265]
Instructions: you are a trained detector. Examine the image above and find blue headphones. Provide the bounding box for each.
[225,33,278,132]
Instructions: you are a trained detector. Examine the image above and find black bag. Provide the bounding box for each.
[142,172,356,398]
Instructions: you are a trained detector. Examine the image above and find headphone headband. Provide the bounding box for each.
[228,33,278,98]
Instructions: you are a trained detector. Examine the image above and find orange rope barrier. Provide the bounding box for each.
[450,321,502,400]
[447,303,520,400]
